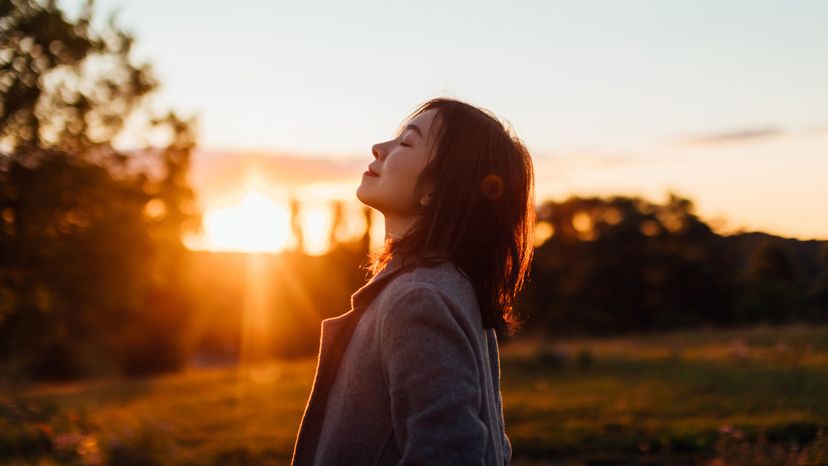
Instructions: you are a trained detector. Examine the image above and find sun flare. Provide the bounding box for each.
[203,191,291,253]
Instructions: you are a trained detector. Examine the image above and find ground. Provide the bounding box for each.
[2,324,827,465]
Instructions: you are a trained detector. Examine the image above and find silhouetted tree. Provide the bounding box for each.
[526,192,737,336]
[362,206,373,255]
[734,239,810,324]
[812,243,828,319]
[0,0,198,380]
[748,240,798,283]
[289,197,304,253]
[329,200,344,249]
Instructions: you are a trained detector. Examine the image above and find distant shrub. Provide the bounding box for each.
[212,447,256,466]
[105,427,170,466]
[0,418,53,461]
[669,430,718,453]
[211,446,285,466]
[537,347,568,369]
[576,348,594,368]
[765,421,820,444]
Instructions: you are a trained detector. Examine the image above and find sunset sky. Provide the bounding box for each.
[64,0,828,247]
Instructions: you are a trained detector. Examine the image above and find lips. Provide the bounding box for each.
[364,166,379,177]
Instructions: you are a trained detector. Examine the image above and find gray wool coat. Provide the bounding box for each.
[290,255,512,466]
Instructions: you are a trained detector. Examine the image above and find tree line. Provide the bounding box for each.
[524,194,828,336]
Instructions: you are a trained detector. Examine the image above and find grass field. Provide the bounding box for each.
[2,324,827,465]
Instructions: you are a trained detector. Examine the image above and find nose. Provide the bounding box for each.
[371,142,385,160]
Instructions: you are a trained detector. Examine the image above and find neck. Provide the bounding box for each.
[383,213,418,242]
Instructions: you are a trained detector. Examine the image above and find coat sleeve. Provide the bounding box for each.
[380,286,488,465]
[487,330,513,465]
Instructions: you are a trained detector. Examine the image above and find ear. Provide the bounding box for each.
[419,189,434,207]
[418,176,435,207]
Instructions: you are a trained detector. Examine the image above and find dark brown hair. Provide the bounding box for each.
[371,97,535,334]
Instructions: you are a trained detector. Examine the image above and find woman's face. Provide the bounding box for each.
[357,108,440,220]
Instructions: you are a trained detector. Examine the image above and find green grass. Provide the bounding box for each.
[3,324,828,465]
[2,363,314,465]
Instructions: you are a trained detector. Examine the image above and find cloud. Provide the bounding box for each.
[532,151,641,175]
[582,153,637,168]
[193,149,366,183]
[803,125,828,136]
[676,126,785,146]
[190,149,367,206]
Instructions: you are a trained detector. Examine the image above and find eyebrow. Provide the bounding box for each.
[403,123,423,139]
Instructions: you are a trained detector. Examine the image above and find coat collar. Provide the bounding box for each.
[291,253,408,465]
[349,253,408,312]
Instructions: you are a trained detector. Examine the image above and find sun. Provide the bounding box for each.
[203,191,291,253]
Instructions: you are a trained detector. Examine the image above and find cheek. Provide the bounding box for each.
[388,155,427,184]
[389,160,425,194]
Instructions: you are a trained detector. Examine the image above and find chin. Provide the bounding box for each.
[356,184,374,208]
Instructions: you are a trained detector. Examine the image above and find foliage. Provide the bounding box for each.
[528,193,739,335]
[0,0,199,380]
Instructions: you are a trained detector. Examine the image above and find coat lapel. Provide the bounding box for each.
[291,255,407,465]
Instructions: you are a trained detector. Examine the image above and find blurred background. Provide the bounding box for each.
[1,0,827,465]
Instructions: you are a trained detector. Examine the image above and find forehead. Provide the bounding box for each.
[397,108,440,139]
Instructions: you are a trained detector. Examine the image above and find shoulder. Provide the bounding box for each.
[376,260,481,328]
[386,260,475,304]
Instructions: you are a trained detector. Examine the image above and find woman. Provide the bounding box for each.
[291,97,535,466]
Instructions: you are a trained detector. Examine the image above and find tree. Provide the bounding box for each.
[734,239,811,324]
[0,0,199,380]
[289,196,304,253]
[527,192,737,336]
[812,243,828,320]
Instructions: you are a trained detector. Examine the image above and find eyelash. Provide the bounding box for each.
[400,141,411,147]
